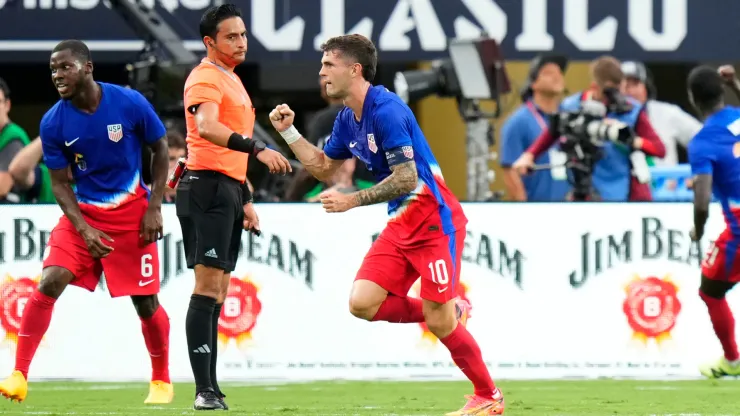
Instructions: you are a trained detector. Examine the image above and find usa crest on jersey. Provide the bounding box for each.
[107,124,123,142]
[367,133,377,153]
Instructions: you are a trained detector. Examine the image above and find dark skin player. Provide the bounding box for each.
[42,48,169,319]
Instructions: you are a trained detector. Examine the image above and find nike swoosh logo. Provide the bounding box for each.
[138,279,156,287]
[65,137,80,146]
[349,141,357,148]
[438,287,448,293]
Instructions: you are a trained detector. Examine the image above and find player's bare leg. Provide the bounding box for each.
[209,273,231,410]
[423,299,504,416]
[698,277,740,378]
[131,294,173,404]
[0,266,73,403]
[187,265,225,411]
[349,279,471,325]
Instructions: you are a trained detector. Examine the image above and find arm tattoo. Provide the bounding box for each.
[353,161,418,207]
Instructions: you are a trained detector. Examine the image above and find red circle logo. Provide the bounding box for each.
[218,277,262,340]
[622,276,681,339]
[0,277,38,337]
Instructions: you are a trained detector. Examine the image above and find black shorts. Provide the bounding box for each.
[175,170,244,272]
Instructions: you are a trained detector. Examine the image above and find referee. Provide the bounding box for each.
[177,4,291,411]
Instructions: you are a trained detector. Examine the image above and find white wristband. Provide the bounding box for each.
[279,125,301,145]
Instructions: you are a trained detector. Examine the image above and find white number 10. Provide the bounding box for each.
[428,259,449,285]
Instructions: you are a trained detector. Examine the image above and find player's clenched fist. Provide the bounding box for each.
[269,104,295,133]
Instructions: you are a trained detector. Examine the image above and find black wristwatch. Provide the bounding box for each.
[252,140,267,155]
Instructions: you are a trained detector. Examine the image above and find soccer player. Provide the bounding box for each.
[269,34,504,416]
[179,4,291,411]
[0,40,173,404]
[687,65,740,378]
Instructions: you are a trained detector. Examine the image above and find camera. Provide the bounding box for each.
[548,89,636,201]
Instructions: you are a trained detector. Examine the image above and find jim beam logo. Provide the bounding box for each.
[0,275,40,351]
[622,275,681,347]
[569,217,705,288]
[408,278,470,347]
[217,275,262,351]
[371,230,525,288]
[0,218,316,292]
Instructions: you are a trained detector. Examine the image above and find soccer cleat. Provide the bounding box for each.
[144,380,174,404]
[216,391,229,410]
[0,370,28,403]
[700,357,740,378]
[194,390,225,411]
[455,298,472,327]
[446,391,505,416]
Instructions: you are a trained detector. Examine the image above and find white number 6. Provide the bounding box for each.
[428,259,449,285]
[141,254,153,278]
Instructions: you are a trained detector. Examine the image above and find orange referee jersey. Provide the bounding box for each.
[183,58,255,182]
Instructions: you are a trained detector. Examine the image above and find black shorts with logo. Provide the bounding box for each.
[175,170,244,272]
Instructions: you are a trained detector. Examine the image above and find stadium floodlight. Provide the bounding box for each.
[393,36,511,201]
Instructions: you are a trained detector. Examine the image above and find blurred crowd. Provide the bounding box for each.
[0,55,704,204]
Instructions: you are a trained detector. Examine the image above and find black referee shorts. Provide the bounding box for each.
[175,170,244,272]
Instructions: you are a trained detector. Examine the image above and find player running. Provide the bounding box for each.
[0,40,173,404]
[269,34,504,416]
[687,65,740,379]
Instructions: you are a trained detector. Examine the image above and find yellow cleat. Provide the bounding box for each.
[700,357,740,379]
[144,380,174,404]
[0,370,28,403]
[446,391,505,416]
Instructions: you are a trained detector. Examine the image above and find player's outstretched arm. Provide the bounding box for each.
[192,102,291,174]
[147,137,169,208]
[352,160,418,206]
[49,168,87,230]
[269,104,344,182]
[691,173,712,241]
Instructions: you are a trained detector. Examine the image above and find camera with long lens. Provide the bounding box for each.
[549,89,635,201]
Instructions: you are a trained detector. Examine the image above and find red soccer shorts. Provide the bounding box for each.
[702,228,740,283]
[355,228,466,304]
[43,215,160,297]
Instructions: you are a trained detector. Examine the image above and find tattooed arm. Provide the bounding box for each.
[352,160,418,206]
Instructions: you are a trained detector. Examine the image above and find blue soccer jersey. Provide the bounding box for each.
[40,83,165,227]
[689,106,740,237]
[323,85,467,242]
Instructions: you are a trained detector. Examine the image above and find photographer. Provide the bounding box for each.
[513,56,666,201]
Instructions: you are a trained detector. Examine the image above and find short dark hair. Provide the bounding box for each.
[52,39,91,62]
[200,4,242,40]
[688,65,724,109]
[320,34,378,82]
[166,129,186,150]
[591,55,623,86]
[0,77,9,101]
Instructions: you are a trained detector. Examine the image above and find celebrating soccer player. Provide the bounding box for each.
[269,35,504,416]
[688,64,740,378]
[0,40,173,404]
[177,4,291,411]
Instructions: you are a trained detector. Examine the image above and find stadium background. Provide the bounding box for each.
[2,1,740,415]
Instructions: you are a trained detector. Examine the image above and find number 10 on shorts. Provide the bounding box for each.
[428,259,449,285]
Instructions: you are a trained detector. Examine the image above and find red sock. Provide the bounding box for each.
[440,324,497,398]
[700,290,739,361]
[15,290,56,379]
[140,306,171,383]
[371,295,424,323]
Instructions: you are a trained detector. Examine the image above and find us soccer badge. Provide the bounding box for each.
[622,274,681,347]
[217,275,262,351]
[409,278,470,347]
[0,275,40,351]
